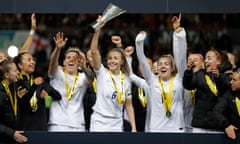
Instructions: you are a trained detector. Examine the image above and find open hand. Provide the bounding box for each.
[53,32,68,49]
[13,131,28,143]
[225,125,238,140]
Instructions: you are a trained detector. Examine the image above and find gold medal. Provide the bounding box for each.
[30,92,38,112]
[117,92,125,104]
[31,105,38,112]
[166,111,172,117]
[159,77,174,118]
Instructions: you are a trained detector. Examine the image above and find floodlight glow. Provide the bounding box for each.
[7,45,19,57]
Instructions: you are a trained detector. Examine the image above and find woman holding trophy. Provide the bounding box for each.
[88,15,136,132]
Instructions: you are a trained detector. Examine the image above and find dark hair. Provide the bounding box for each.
[13,52,30,71]
[0,59,15,81]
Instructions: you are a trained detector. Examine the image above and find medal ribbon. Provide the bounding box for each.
[205,75,218,96]
[189,89,196,105]
[92,77,97,93]
[18,73,34,86]
[64,70,79,101]
[138,88,146,108]
[18,73,37,111]
[159,77,174,114]
[1,80,17,116]
[236,97,240,117]
[109,71,125,104]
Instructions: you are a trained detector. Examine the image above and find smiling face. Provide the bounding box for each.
[6,63,19,83]
[18,53,35,75]
[107,51,123,75]
[205,50,221,72]
[63,51,80,75]
[0,60,19,84]
[230,71,240,91]
[158,57,173,80]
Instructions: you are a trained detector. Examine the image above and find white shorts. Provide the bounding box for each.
[48,124,86,132]
[90,112,123,132]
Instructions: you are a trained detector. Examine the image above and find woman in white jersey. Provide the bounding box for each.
[135,14,187,132]
[89,16,136,132]
[48,32,88,131]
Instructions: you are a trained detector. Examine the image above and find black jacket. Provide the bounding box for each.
[17,75,61,131]
[0,83,20,144]
[213,90,240,132]
[183,69,230,129]
[81,67,96,131]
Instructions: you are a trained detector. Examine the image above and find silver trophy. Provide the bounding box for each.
[88,3,127,33]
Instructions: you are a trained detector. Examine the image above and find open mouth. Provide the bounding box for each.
[108,63,116,67]
[205,63,210,67]
[160,69,167,73]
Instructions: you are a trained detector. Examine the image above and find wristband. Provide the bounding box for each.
[29,30,35,35]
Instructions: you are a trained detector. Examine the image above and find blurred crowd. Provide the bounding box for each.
[0,13,240,144]
[1,13,240,59]
[1,13,239,83]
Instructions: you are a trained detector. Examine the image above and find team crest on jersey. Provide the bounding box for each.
[112,91,117,99]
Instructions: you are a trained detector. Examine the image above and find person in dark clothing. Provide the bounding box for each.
[0,59,28,144]
[83,84,96,131]
[80,51,96,131]
[183,49,230,132]
[11,13,61,131]
[14,52,61,131]
[130,83,147,131]
[213,69,240,143]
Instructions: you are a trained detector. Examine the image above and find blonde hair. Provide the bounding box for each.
[65,47,81,58]
[107,48,130,76]
[158,54,178,76]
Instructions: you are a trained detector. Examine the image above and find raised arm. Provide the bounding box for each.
[89,16,105,71]
[48,32,68,76]
[20,13,37,53]
[125,46,135,72]
[135,31,154,83]
[172,13,187,78]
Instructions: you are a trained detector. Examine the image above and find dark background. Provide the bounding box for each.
[1,0,240,13]
[1,1,240,144]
